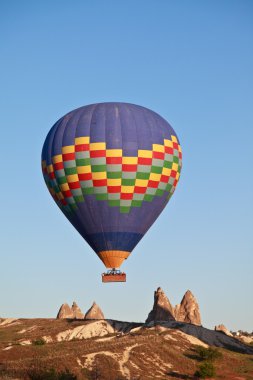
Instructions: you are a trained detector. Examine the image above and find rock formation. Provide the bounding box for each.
[145,288,202,326]
[57,302,84,319]
[239,335,253,344]
[71,302,84,319]
[85,302,104,320]
[174,290,201,326]
[57,303,74,319]
[215,324,233,337]
[145,287,175,323]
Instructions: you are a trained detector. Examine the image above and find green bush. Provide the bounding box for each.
[195,361,216,378]
[195,345,222,361]
[32,338,46,346]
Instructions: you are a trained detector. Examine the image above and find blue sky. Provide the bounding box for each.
[0,0,252,331]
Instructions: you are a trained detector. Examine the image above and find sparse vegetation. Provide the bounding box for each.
[192,346,223,379]
[32,338,46,346]
[194,345,223,361]
[195,361,216,378]
[0,318,253,380]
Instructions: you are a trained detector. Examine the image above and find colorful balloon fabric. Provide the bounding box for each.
[42,103,182,269]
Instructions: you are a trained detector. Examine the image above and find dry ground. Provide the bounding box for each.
[0,318,252,380]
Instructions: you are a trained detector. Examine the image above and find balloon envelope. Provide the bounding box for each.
[42,103,182,269]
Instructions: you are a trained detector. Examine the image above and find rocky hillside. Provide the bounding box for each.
[0,288,252,379]
[0,317,253,379]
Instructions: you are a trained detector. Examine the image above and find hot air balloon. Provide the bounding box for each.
[41,103,182,282]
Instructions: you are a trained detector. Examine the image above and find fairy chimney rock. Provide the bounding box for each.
[145,287,175,323]
[85,302,104,320]
[174,290,201,326]
[57,303,74,319]
[215,324,233,337]
[71,302,85,319]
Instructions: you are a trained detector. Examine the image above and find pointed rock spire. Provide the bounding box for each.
[174,290,201,326]
[71,301,84,319]
[57,303,74,319]
[85,302,104,320]
[145,287,175,323]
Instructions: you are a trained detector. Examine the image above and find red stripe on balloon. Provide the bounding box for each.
[148,180,159,188]
[63,190,72,198]
[63,153,75,161]
[49,172,55,179]
[106,157,122,164]
[138,157,152,165]
[75,144,89,152]
[93,179,107,187]
[165,147,173,154]
[161,175,169,183]
[107,186,121,193]
[134,186,146,194]
[79,173,92,181]
[153,151,164,160]
[54,162,64,170]
[69,181,81,189]
[121,193,133,200]
[122,164,137,172]
[90,150,106,158]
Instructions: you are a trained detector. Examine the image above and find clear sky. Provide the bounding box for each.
[0,0,252,332]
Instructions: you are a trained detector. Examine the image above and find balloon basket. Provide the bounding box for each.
[102,269,126,283]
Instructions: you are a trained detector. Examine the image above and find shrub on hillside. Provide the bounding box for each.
[195,345,222,361]
[32,338,46,346]
[195,361,216,378]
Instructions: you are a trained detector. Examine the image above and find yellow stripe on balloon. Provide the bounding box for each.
[106,149,122,157]
[92,172,107,180]
[122,157,138,164]
[150,173,161,181]
[60,183,70,191]
[77,166,91,174]
[135,179,148,187]
[162,167,171,176]
[138,150,152,158]
[67,174,79,183]
[47,164,54,173]
[75,136,90,145]
[62,145,75,154]
[164,139,173,148]
[107,178,121,186]
[52,155,63,164]
[172,163,178,171]
[121,186,134,193]
[152,144,164,153]
[90,142,106,150]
